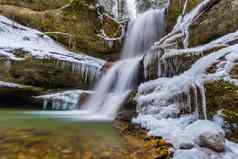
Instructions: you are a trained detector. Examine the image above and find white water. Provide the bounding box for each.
[74,8,166,120]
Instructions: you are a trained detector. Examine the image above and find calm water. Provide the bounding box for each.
[0,108,138,159]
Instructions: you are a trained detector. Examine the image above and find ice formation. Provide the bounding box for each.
[36,90,92,110]
[0,80,28,88]
[0,16,105,84]
[134,24,238,159]
[133,1,238,158]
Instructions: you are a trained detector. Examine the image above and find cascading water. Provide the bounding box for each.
[79,8,166,120]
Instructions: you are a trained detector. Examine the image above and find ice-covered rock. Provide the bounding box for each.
[185,120,225,152]
[36,90,92,110]
[0,16,105,84]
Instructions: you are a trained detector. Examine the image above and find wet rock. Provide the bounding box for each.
[116,110,137,122]
[179,143,194,150]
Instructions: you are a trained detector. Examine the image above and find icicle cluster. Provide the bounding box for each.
[134,1,238,157]
[0,16,105,84]
[36,90,92,110]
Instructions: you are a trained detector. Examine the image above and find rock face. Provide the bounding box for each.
[0,0,121,57]
[189,0,238,46]
[0,58,89,90]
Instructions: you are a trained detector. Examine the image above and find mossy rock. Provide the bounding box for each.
[205,80,238,141]
[189,0,238,46]
[0,57,89,90]
[0,0,121,58]
[205,80,238,114]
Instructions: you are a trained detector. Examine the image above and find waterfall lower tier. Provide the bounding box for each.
[80,57,141,120]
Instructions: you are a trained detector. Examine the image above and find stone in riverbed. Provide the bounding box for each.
[199,131,225,152]
[185,120,225,152]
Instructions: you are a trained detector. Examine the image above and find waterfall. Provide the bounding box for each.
[78,8,166,120]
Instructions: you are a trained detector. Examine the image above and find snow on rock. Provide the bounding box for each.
[134,42,238,158]
[138,44,238,116]
[173,148,208,159]
[185,120,225,152]
[0,80,27,88]
[162,30,238,59]
[36,90,92,110]
[172,0,219,48]
[0,16,105,83]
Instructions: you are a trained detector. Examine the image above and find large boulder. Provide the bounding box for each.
[185,120,225,152]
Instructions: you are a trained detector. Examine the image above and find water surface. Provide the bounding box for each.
[0,108,138,159]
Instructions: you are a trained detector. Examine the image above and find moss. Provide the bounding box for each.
[205,80,238,114]
[189,0,238,46]
[223,110,238,125]
[205,80,238,141]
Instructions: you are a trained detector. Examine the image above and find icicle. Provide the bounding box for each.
[186,91,192,113]
[192,84,199,117]
[52,100,56,110]
[198,84,207,120]
[43,99,48,110]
